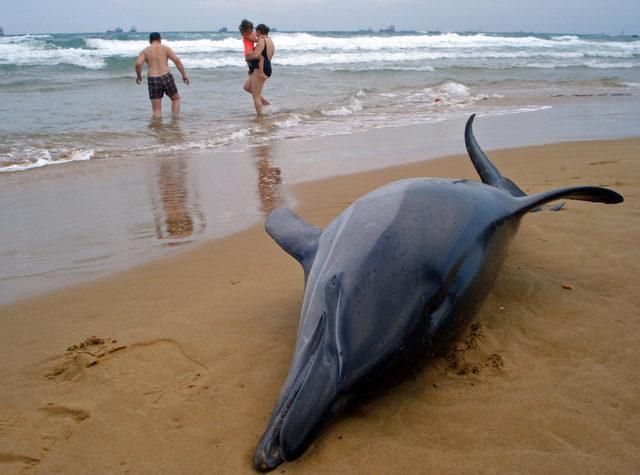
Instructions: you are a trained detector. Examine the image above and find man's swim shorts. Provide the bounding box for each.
[148,72,178,100]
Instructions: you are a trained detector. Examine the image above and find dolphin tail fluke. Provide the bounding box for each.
[514,186,623,215]
[265,208,322,277]
[465,114,527,197]
[464,115,623,213]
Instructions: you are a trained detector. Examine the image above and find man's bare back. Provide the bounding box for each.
[141,43,172,77]
[135,32,189,118]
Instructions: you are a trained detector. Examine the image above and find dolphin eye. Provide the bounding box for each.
[324,273,343,300]
[329,272,343,288]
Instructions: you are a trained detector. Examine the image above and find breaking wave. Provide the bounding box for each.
[1,32,638,70]
[0,148,94,173]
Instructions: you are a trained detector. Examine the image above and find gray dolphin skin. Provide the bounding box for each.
[253,115,623,471]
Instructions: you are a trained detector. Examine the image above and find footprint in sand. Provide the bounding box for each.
[46,337,210,408]
[45,336,126,382]
[0,453,41,472]
[0,404,90,472]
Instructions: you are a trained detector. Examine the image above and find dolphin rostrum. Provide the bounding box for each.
[253,115,623,471]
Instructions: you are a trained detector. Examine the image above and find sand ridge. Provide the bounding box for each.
[0,138,638,473]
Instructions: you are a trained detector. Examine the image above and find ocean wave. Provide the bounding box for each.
[183,51,638,70]
[182,56,246,68]
[2,31,638,70]
[0,34,53,44]
[269,32,640,52]
[322,96,364,116]
[551,35,580,41]
[85,37,241,54]
[522,60,639,69]
[0,38,106,69]
[82,32,640,55]
[273,113,304,128]
[0,148,94,173]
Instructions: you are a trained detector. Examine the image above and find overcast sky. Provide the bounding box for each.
[1,0,639,35]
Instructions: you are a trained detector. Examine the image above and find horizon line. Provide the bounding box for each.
[1,28,635,36]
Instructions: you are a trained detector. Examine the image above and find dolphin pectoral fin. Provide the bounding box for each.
[465,114,527,197]
[514,186,623,215]
[265,208,322,274]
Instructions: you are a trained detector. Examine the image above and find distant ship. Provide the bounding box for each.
[129,26,137,33]
[106,27,124,34]
[0,26,4,36]
[379,25,395,33]
[358,27,374,33]
[218,27,228,33]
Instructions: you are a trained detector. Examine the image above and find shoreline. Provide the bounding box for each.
[1,137,638,472]
[2,132,638,307]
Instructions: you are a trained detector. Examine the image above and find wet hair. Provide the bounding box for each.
[149,32,161,43]
[256,24,270,35]
[239,19,254,34]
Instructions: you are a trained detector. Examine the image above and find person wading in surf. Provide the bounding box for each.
[135,32,190,118]
[243,24,275,116]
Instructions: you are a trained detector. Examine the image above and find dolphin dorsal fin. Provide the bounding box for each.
[265,208,322,277]
[465,114,527,197]
[514,185,623,215]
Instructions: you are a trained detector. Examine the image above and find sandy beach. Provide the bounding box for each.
[0,136,638,473]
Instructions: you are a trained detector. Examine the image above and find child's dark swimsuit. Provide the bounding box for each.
[248,40,272,78]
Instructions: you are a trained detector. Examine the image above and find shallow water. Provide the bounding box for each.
[1,31,639,171]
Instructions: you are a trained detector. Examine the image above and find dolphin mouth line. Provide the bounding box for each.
[256,313,327,470]
[267,387,299,449]
[257,369,307,471]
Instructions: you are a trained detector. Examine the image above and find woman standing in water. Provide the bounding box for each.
[243,24,275,116]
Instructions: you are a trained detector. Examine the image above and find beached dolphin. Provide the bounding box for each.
[253,115,623,471]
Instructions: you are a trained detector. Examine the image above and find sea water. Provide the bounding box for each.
[1,30,639,172]
[1,30,639,303]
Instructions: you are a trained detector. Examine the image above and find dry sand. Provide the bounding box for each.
[0,138,639,473]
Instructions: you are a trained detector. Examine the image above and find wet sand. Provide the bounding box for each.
[0,137,639,473]
[4,102,640,305]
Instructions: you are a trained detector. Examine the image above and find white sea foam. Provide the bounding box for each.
[182,56,246,69]
[0,34,53,44]
[74,32,640,57]
[85,37,241,55]
[551,35,580,41]
[228,128,251,141]
[440,82,470,97]
[322,97,363,116]
[403,82,473,106]
[0,148,94,173]
[273,114,303,128]
[0,38,106,69]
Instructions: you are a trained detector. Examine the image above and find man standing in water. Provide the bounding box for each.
[135,32,190,118]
